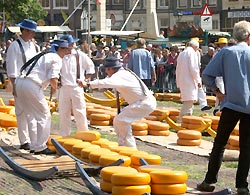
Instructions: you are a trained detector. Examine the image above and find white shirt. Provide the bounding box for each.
[6,36,37,78]
[25,53,62,88]
[61,49,95,86]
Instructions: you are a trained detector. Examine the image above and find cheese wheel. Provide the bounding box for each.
[169,115,178,122]
[151,183,187,195]
[71,142,92,154]
[144,115,159,121]
[111,172,150,186]
[148,122,169,131]
[99,154,131,167]
[100,180,113,193]
[63,139,83,152]
[88,148,112,163]
[131,153,161,166]
[81,145,101,159]
[148,130,170,136]
[100,141,119,148]
[90,120,110,126]
[47,144,56,152]
[0,106,14,113]
[150,170,188,184]
[9,98,15,106]
[150,108,169,116]
[47,134,63,145]
[177,138,201,146]
[112,185,151,195]
[100,166,138,182]
[229,135,239,147]
[181,122,189,128]
[202,115,220,125]
[131,122,148,131]
[91,138,110,146]
[0,116,17,127]
[138,165,170,173]
[132,130,148,136]
[90,113,111,121]
[74,131,101,142]
[109,146,138,153]
[182,116,208,124]
[57,137,76,145]
[177,130,202,140]
[119,150,148,157]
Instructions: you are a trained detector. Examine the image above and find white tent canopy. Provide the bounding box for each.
[7,26,72,33]
[82,30,144,36]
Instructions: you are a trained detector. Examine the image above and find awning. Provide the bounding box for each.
[148,37,190,44]
[7,26,72,33]
[207,31,231,37]
[82,30,144,36]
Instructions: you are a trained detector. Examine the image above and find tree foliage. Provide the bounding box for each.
[0,0,47,25]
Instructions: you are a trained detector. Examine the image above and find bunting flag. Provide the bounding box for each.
[96,0,101,4]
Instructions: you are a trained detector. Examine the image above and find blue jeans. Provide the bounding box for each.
[204,108,250,189]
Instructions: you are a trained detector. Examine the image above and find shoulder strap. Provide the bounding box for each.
[16,39,26,63]
[20,50,50,77]
[75,51,80,80]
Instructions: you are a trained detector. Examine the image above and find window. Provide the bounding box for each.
[207,0,217,6]
[129,0,146,9]
[192,0,201,8]
[53,0,68,9]
[40,0,50,9]
[177,0,188,8]
[160,17,170,27]
[74,0,82,9]
[112,0,123,4]
[158,0,169,8]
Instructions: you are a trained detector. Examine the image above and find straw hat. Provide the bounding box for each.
[215,38,228,44]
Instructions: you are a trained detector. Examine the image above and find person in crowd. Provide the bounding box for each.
[122,47,131,68]
[58,35,95,137]
[15,39,70,155]
[78,57,156,148]
[201,46,215,74]
[6,19,38,151]
[128,38,156,89]
[104,46,110,57]
[197,20,250,195]
[108,45,121,59]
[166,46,178,92]
[176,39,200,122]
[80,40,89,54]
[159,30,165,38]
[92,44,106,79]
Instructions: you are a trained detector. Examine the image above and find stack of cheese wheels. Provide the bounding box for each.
[226,135,239,151]
[148,108,168,121]
[0,112,17,129]
[89,113,111,126]
[80,144,101,162]
[138,165,188,195]
[71,141,92,159]
[74,131,101,142]
[63,139,83,152]
[202,115,220,131]
[46,134,62,153]
[177,130,202,146]
[111,172,151,195]
[131,121,148,136]
[154,93,164,101]
[88,148,113,165]
[86,107,106,120]
[130,152,162,170]
[231,123,239,136]
[206,95,216,107]
[181,116,211,131]
[168,108,180,122]
[147,121,170,136]
[8,98,15,106]
[0,105,15,114]
[100,166,138,193]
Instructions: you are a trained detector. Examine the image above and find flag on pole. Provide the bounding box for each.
[96,0,101,4]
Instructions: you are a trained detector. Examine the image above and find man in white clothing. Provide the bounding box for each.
[78,57,156,148]
[176,40,201,122]
[6,19,38,151]
[59,35,95,136]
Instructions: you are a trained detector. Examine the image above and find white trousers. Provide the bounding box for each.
[15,78,51,152]
[113,95,156,148]
[198,87,208,109]
[178,100,194,123]
[215,77,225,109]
[58,85,88,136]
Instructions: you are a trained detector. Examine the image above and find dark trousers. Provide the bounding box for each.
[205,108,250,188]
[142,79,152,89]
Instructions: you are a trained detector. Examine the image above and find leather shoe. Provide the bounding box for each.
[30,150,35,153]
[237,188,249,195]
[196,181,215,192]
[34,148,56,155]
[19,143,30,150]
[201,105,212,111]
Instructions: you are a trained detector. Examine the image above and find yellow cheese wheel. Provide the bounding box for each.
[148,122,170,131]
[91,138,110,146]
[187,123,205,130]
[0,116,17,127]
[131,153,161,166]
[229,135,239,147]
[63,139,83,152]
[100,180,113,193]
[109,146,138,153]
[80,145,101,159]
[177,130,202,140]
[47,144,56,152]
[112,185,151,195]
[150,170,188,184]
[47,134,63,145]
[100,141,119,148]
[8,98,15,106]
[148,130,170,136]
[169,115,178,122]
[211,124,218,130]
[144,115,159,121]
[111,172,150,186]
[151,183,187,195]
[90,113,111,121]
[150,108,169,116]
[182,116,203,124]
[119,150,148,157]
[132,130,148,136]
[131,122,148,131]
[202,115,220,125]
[71,142,92,155]
[99,154,131,167]
[57,137,76,145]
[88,148,112,163]
[138,165,170,174]
[74,131,101,142]
[177,138,201,146]
[181,122,189,128]
[90,120,110,126]
[100,166,138,182]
